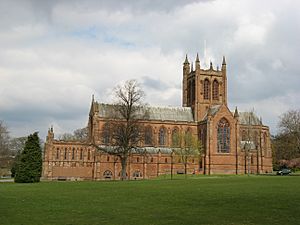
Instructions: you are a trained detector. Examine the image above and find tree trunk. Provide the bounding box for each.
[121,157,127,181]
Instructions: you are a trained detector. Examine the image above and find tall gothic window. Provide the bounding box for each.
[242,130,247,141]
[144,126,152,145]
[56,148,59,160]
[72,148,75,160]
[64,148,68,160]
[159,127,166,146]
[102,123,110,144]
[80,149,83,160]
[217,118,230,153]
[204,79,210,100]
[212,80,219,100]
[172,128,179,147]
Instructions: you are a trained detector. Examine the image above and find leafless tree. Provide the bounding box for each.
[279,109,300,151]
[172,131,203,179]
[58,127,88,141]
[0,120,10,157]
[94,80,147,180]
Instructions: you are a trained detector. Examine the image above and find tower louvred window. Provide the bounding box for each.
[213,80,219,100]
[204,79,210,100]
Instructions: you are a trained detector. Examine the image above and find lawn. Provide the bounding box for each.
[0,176,300,225]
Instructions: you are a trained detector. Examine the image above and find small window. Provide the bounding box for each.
[88,150,90,160]
[107,156,110,162]
[165,158,168,163]
[133,170,142,178]
[150,157,153,163]
[103,170,113,179]
[137,157,139,163]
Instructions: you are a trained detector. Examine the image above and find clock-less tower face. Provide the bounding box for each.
[182,55,227,121]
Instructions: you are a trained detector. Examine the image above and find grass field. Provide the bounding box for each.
[1,176,300,225]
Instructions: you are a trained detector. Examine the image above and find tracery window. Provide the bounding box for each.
[212,80,219,100]
[102,123,110,144]
[217,118,230,153]
[159,127,166,146]
[172,128,179,147]
[204,79,210,100]
[144,126,152,145]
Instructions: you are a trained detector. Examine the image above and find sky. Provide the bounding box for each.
[0,0,299,139]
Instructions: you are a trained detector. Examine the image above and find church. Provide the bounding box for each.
[42,54,273,180]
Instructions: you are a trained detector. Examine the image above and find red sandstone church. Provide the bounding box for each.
[42,55,273,180]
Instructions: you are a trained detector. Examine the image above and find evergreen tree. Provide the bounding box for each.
[14,132,42,183]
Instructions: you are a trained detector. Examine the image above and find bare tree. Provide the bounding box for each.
[58,127,88,141]
[279,109,300,151]
[172,131,203,179]
[0,121,10,157]
[273,109,300,169]
[94,80,146,180]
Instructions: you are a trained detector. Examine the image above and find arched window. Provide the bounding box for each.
[80,149,83,160]
[204,79,210,100]
[72,148,75,160]
[242,130,247,141]
[102,123,110,144]
[144,126,152,145]
[64,148,67,160]
[185,128,192,147]
[88,150,90,160]
[159,127,166,146]
[172,128,179,147]
[212,80,219,100]
[103,170,113,179]
[56,148,59,160]
[217,118,230,153]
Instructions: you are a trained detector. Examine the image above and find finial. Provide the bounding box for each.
[260,116,262,125]
[217,65,219,71]
[222,56,226,65]
[191,62,194,72]
[234,107,239,118]
[210,61,213,70]
[92,94,94,102]
[184,54,189,64]
[50,125,53,133]
[196,53,200,62]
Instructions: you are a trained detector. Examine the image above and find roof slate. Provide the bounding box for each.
[96,103,194,122]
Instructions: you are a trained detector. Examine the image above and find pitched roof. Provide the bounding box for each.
[96,103,194,122]
[239,112,261,125]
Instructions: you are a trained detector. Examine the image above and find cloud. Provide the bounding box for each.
[0,0,299,138]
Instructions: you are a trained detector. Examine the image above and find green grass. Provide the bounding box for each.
[1,176,300,225]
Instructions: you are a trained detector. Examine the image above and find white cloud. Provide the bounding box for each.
[0,0,299,139]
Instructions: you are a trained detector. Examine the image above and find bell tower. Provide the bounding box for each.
[182,54,228,121]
